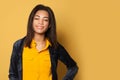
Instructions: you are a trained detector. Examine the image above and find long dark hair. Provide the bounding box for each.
[24,4,58,49]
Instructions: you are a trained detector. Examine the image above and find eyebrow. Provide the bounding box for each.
[34,15,49,18]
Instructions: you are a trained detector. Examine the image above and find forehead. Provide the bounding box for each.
[35,10,49,17]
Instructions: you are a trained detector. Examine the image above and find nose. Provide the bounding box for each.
[38,19,43,25]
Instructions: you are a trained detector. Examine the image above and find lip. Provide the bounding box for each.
[36,26,44,29]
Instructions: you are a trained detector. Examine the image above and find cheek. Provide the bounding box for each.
[33,20,36,25]
[45,22,49,27]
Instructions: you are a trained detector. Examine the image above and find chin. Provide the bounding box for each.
[35,31,45,35]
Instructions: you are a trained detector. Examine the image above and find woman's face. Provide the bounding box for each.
[33,10,49,35]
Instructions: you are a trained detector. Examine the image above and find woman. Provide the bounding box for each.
[9,4,78,80]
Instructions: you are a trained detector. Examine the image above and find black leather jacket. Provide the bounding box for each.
[9,37,78,80]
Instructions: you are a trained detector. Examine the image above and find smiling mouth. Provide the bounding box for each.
[36,26,44,29]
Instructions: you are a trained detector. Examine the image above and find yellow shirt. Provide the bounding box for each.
[23,39,52,80]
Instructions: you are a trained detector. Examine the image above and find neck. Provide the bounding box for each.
[33,33,46,43]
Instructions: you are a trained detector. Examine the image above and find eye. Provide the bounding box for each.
[34,17,39,20]
[44,19,49,22]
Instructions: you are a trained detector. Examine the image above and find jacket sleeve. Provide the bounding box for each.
[8,42,19,80]
[57,44,79,80]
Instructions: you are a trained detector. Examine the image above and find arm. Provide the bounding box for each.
[8,42,19,80]
[57,44,79,80]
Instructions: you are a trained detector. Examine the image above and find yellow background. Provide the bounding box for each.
[0,0,120,80]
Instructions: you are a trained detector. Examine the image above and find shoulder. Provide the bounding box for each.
[49,42,67,53]
[55,42,68,53]
[13,36,26,48]
[11,37,26,57]
[56,42,65,49]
